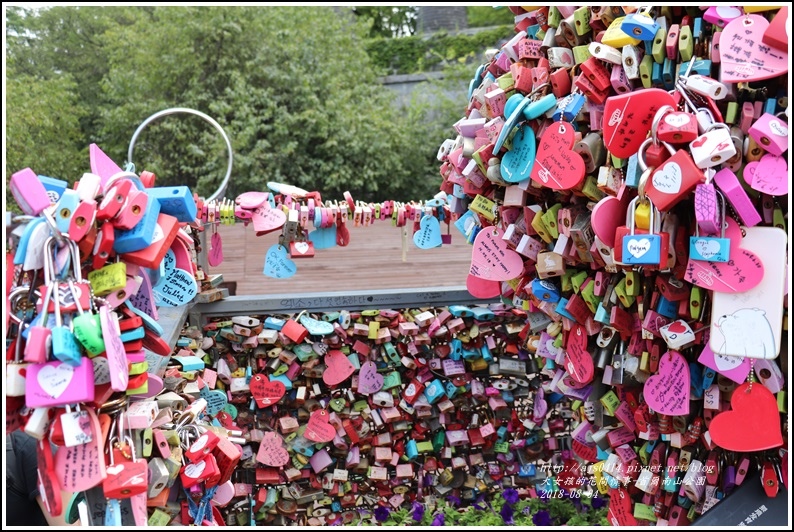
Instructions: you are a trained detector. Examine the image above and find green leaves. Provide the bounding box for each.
[6,6,463,204]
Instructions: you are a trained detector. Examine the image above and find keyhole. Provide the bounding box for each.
[633,27,643,35]
[60,208,71,218]
[625,57,634,66]
[760,136,770,145]
[75,216,86,227]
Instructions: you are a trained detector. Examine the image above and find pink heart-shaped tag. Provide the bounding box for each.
[470,226,524,281]
[357,361,384,395]
[304,409,337,443]
[720,15,789,83]
[749,154,788,196]
[602,89,676,158]
[591,183,630,248]
[250,374,286,407]
[466,274,502,299]
[530,122,585,190]
[643,351,690,416]
[252,202,287,234]
[208,231,224,267]
[323,350,355,386]
[256,432,290,467]
[532,387,548,423]
[564,324,594,385]
[55,408,105,491]
[698,343,751,384]
[236,191,270,210]
[685,244,764,293]
[709,382,783,452]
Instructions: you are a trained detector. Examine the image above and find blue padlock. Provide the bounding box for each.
[270,374,292,391]
[114,195,161,254]
[264,317,285,330]
[594,303,611,325]
[405,440,418,460]
[444,381,458,399]
[552,92,586,123]
[147,186,198,223]
[620,9,659,40]
[656,295,678,319]
[531,278,561,303]
[453,210,478,238]
[677,59,712,77]
[554,298,577,321]
[449,338,463,361]
[38,175,68,204]
[622,197,661,266]
[423,379,445,404]
[625,153,642,188]
[480,344,493,363]
[689,363,704,399]
[53,189,81,235]
[701,367,716,390]
[120,326,145,343]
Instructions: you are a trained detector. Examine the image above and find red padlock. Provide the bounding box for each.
[103,437,148,499]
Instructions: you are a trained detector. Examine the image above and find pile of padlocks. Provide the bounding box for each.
[3,4,790,528]
[435,3,789,526]
[6,145,205,524]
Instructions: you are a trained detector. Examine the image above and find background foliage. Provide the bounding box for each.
[5,6,492,202]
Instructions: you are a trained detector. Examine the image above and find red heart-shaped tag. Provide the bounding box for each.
[304,409,337,443]
[685,243,764,293]
[470,226,524,281]
[530,121,586,190]
[466,273,502,299]
[666,320,688,334]
[250,374,286,407]
[564,324,594,385]
[323,350,355,386]
[709,382,783,452]
[572,439,598,463]
[720,15,789,82]
[556,459,583,492]
[643,351,690,416]
[591,184,631,248]
[608,487,638,527]
[256,431,290,467]
[602,89,676,158]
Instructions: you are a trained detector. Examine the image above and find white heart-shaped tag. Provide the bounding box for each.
[38,363,75,399]
[694,239,721,259]
[664,114,690,128]
[714,352,744,372]
[627,238,651,258]
[652,162,682,194]
[294,242,310,254]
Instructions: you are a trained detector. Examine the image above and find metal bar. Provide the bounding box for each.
[194,286,498,319]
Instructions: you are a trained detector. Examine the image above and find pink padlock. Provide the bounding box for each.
[713,168,762,227]
[25,357,95,408]
[10,168,51,216]
[693,183,720,234]
[748,113,788,157]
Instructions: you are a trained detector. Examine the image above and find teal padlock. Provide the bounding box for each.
[104,499,122,526]
[689,191,730,263]
[622,197,662,265]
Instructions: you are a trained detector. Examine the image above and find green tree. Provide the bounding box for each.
[5,67,87,188]
[467,6,515,28]
[352,6,417,38]
[5,6,447,203]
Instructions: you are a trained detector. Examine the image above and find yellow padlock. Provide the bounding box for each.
[634,200,651,230]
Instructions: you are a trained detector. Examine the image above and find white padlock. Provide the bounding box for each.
[24,407,53,440]
[635,468,659,494]
[659,319,696,350]
[684,74,728,100]
[548,47,576,69]
[621,45,642,80]
[689,123,736,168]
[588,41,622,64]
[76,173,102,202]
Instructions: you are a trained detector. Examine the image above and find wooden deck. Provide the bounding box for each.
[206,222,473,295]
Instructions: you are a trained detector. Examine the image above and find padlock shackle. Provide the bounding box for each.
[636,137,674,172]
[128,107,233,202]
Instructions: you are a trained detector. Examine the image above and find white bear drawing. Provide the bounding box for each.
[713,308,777,358]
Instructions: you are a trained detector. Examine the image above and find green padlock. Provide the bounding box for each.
[329,398,346,412]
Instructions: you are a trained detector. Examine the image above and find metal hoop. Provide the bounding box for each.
[127,107,233,201]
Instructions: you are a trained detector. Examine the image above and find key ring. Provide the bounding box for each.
[128,107,233,201]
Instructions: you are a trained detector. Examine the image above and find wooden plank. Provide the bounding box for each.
[206,222,473,295]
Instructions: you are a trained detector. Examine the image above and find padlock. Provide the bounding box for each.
[620,197,662,266]
[103,436,148,499]
[642,143,704,212]
[60,404,95,447]
[747,113,788,157]
[655,106,699,144]
[24,282,54,364]
[50,277,82,366]
[621,7,658,40]
[689,190,730,263]
[689,123,736,169]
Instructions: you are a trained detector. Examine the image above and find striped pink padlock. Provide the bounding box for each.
[693,182,721,234]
